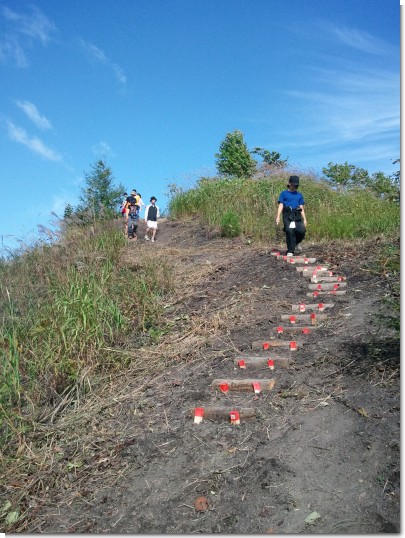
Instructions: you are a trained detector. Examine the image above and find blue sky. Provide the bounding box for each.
[0,0,400,252]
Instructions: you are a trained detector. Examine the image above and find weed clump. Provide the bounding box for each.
[220,211,241,237]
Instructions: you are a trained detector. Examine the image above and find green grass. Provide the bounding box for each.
[168,173,400,240]
[0,219,173,451]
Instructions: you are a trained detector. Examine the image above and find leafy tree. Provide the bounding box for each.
[322,161,370,190]
[77,160,125,219]
[215,130,256,178]
[251,147,288,167]
[63,203,74,219]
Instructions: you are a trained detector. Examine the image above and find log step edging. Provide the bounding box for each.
[280,313,328,323]
[274,325,320,334]
[291,303,334,311]
[211,378,276,392]
[307,290,346,297]
[188,407,257,424]
[296,265,330,272]
[309,276,346,283]
[233,356,290,369]
[308,282,347,290]
[251,339,303,350]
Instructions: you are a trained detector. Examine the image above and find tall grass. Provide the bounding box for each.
[169,173,400,240]
[0,219,173,450]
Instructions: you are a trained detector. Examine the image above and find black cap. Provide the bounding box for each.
[150,196,157,201]
[289,175,300,186]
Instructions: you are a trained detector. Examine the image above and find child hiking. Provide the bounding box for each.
[127,201,139,240]
[276,175,307,256]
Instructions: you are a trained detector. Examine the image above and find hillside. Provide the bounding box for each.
[6,217,400,534]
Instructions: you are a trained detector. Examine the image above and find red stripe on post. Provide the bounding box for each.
[268,359,275,370]
[263,341,270,350]
[299,304,306,312]
[220,383,229,394]
[276,326,284,334]
[252,382,261,394]
[230,410,240,425]
[289,315,296,324]
[238,359,246,369]
[194,407,205,424]
[302,327,311,334]
[290,341,297,351]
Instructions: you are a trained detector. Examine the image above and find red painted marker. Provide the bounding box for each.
[230,410,240,425]
[220,382,229,393]
[268,359,275,370]
[276,326,284,334]
[194,407,205,424]
[263,342,270,350]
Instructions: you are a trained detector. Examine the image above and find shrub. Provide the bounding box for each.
[220,211,241,237]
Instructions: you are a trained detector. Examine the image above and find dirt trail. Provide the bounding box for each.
[27,218,399,534]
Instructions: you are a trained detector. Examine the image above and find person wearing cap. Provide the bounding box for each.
[144,196,160,242]
[275,175,307,256]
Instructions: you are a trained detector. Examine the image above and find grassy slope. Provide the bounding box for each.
[0,175,400,531]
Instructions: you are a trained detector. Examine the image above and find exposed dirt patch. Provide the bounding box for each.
[15,218,400,533]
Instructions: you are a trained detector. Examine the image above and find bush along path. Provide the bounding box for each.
[18,220,399,535]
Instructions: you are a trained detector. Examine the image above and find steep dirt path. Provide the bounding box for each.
[26,218,399,534]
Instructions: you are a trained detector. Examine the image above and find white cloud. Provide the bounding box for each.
[92,141,114,157]
[78,38,127,85]
[285,67,399,145]
[0,35,27,66]
[7,120,62,161]
[2,5,55,45]
[0,5,56,66]
[15,100,52,129]
[331,25,393,56]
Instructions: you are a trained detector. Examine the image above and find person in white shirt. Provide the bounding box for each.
[144,196,160,242]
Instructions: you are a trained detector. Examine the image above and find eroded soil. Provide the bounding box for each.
[20,218,400,534]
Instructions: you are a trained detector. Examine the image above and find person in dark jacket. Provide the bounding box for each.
[144,196,160,242]
[275,175,307,255]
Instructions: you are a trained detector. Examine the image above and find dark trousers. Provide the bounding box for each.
[283,217,306,254]
[128,220,138,237]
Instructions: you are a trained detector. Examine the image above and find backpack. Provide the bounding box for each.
[128,204,139,220]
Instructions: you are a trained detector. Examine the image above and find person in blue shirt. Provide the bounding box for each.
[275,175,307,255]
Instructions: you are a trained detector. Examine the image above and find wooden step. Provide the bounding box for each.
[291,303,334,312]
[212,378,276,392]
[252,339,303,350]
[307,290,346,297]
[308,282,347,290]
[274,325,320,334]
[234,356,290,369]
[280,313,328,323]
[309,276,346,283]
[277,256,317,264]
[188,407,257,422]
[271,251,316,263]
[296,265,330,272]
